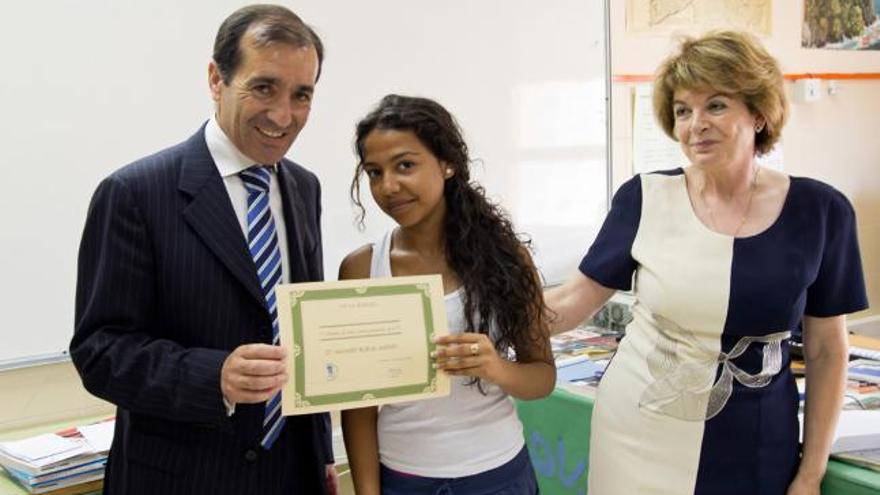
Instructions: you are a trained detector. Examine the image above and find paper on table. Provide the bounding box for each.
[833,411,880,453]
[0,434,86,463]
[77,421,115,453]
[799,410,880,454]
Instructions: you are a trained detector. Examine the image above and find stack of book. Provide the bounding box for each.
[830,334,880,470]
[845,336,880,412]
[551,327,620,388]
[551,327,619,362]
[0,420,113,494]
[849,358,880,384]
[850,334,880,362]
[845,359,880,411]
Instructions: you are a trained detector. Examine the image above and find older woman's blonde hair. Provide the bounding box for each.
[653,30,788,156]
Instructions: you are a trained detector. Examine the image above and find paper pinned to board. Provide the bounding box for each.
[632,84,688,174]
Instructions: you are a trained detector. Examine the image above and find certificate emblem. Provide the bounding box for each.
[325,362,338,381]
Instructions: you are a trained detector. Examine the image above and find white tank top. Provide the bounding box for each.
[371,230,525,477]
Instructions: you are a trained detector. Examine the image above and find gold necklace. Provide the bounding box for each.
[699,166,760,237]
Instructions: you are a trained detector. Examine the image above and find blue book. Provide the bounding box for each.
[557,357,604,382]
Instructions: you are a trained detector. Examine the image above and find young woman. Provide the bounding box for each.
[340,94,555,495]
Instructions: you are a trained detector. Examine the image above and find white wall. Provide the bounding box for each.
[0,0,609,367]
[0,1,609,426]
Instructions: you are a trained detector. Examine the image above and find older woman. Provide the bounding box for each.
[546,31,868,494]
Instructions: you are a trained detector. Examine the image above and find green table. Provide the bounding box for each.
[516,386,880,495]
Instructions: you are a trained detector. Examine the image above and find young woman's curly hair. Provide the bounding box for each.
[351,94,548,367]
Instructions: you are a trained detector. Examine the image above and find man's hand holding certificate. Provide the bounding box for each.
[276,275,451,415]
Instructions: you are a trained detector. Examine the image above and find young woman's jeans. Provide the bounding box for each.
[379,446,539,495]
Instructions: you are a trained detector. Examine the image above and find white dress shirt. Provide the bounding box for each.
[204,117,292,415]
[204,116,291,285]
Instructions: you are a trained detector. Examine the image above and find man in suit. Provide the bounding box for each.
[71,5,336,494]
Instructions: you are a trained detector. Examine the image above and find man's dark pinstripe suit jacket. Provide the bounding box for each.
[71,125,332,494]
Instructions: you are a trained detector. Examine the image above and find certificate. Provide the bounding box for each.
[276,275,450,415]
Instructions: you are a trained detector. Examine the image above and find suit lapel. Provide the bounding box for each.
[178,126,266,309]
[278,164,315,282]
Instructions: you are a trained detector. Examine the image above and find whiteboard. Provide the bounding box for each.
[0,0,608,369]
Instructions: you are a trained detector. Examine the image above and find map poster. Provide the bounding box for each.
[627,0,772,36]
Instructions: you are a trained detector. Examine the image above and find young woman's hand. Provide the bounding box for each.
[433,333,505,383]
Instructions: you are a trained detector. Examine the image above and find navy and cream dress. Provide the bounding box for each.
[580,169,868,495]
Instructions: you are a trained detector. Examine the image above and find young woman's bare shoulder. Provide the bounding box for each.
[338,244,374,280]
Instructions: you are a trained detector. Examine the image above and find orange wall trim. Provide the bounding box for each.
[614,73,880,83]
[613,75,655,83]
[783,73,880,81]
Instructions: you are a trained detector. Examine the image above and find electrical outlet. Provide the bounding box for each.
[795,78,822,103]
[827,80,840,96]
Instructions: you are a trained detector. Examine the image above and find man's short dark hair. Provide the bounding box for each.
[213,4,324,84]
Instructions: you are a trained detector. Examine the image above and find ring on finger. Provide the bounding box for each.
[470,343,480,356]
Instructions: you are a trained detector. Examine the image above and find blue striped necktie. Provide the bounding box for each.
[240,166,286,449]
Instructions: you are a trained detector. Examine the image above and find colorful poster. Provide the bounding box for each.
[802,0,880,50]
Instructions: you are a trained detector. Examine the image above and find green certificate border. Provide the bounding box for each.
[287,283,439,408]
